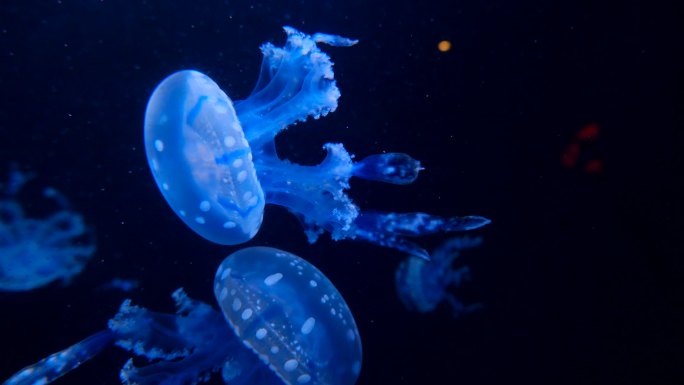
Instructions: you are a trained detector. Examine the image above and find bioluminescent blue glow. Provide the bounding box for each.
[0,170,95,291]
[3,247,362,385]
[395,237,483,315]
[144,26,489,259]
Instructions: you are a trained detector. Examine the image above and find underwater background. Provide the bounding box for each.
[0,1,682,384]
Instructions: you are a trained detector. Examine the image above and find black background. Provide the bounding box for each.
[0,1,682,384]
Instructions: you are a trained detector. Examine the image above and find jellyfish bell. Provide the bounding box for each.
[144,69,265,245]
[215,247,363,385]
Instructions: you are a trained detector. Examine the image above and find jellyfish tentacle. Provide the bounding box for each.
[3,330,115,385]
[352,153,423,185]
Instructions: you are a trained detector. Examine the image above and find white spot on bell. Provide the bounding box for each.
[256,328,267,340]
[301,317,315,335]
[224,136,236,147]
[154,139,164,152]
[284,359,299,372]
[241,308,253,320]
[237,170,248,182]
[232,298,242,311]
[297,374,311,384]
[347,329,356,341]
[264,273,283,286]
[199,200,210,212]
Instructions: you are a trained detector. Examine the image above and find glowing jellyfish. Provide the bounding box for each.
[145,26,490,259]
[3,247,362,385]
[0,170,95,291]
[395,237,483,315]
[214,247,362,385]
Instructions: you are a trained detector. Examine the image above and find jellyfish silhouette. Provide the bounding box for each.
[395,236,483,315]
[3,247,362,385]
[144,26,490,260]
[0,169,95,291]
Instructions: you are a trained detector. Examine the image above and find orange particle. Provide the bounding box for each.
[437,40,452,52]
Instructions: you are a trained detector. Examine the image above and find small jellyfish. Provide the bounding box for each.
[0,169,95,291]
[213,247,362,385]
[144,26,489,259]
[3,247,362,385]
[98,277,140,292]
[395,237,483,315]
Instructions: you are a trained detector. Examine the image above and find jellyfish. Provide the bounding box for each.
[0,169,95,291]
[395,236,483,315]
[144,26,490,260]
[3,247,362,385]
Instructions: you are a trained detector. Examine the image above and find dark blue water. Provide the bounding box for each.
[0,1,681,384]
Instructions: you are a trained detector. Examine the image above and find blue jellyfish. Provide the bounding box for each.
[0,169,95,291]
[3,247,362,385]
[395,236,483,315]
[144,26,490,259]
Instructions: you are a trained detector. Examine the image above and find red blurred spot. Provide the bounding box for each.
[561,122,603,175]
[561,143,580,168]
[576,122,599,141]
[584,159,603,174]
